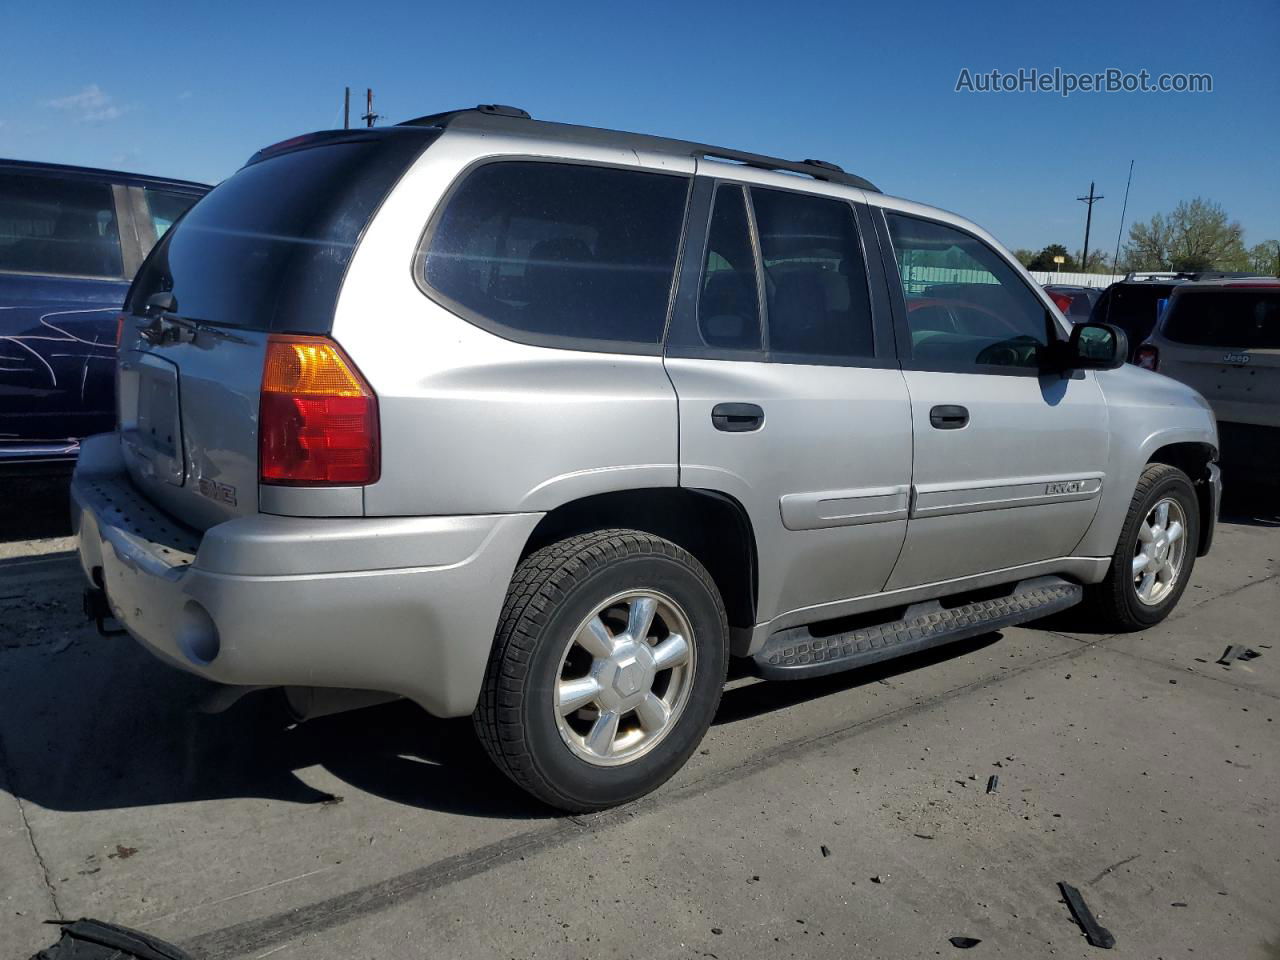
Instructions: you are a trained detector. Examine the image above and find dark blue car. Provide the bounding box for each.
[0,159,208,471]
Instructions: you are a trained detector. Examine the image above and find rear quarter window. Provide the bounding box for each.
[1164,290,1280,349]
[420,161,690,351]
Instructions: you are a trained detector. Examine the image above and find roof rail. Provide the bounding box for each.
[398,105,879,192]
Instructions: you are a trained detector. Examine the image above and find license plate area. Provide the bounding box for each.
[119,351,185,487]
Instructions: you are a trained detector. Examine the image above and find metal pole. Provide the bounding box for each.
[1077,181,1104,272]
[1113,160,1134,273]
[343,87,350,129]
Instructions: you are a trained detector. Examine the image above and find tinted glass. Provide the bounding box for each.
[130,130,435,331]
[1163,290,1280,349]
[143,188,200,241]
[0,173,122,277]
[424,162,689,347]
[752,187,874,359]
[1097,283,1177,346]
[886,213,1049,371]
[695,185,761,350]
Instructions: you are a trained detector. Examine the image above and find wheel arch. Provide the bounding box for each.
[1146,440,1217,556]
[520,488,759,637]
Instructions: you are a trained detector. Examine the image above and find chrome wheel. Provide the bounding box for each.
[1132,497,1187,606]
[553,590,696,767]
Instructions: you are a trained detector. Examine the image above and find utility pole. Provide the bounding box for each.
[361,88,380,128]
[1078,181,1104,272]
[343,86,350,129]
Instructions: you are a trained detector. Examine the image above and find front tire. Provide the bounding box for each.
[1083,463,1199,631]
[474,529,728,812]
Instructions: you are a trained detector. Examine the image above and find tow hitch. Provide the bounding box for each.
[83,583,126,637]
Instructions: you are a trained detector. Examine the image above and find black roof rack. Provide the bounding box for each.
[398,105,879,192]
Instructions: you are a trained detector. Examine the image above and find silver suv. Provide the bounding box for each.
[1135,279,1279,481]
[73,106,1220,811]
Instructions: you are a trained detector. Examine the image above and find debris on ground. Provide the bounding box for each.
[107,845,137,860]
[1218,645,1262,666]
[870,874,886,884]
[30,918,192,959]
[948,936,982,949]
[1058,881,1116,949]
[986,775,999,794]
[820,844,831,858]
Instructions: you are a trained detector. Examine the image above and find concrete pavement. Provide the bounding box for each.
[1,491,1276,959]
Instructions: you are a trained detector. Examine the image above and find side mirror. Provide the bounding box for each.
[1068,322,1128,370]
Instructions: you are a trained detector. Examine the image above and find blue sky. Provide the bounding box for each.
[3,0,1277,256]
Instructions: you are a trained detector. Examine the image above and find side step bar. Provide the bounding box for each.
[753,576,1082,680]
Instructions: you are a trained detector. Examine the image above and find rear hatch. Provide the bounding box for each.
[117,127,437,530]
[1096,282,1179,355]
[1158,286,1280,428]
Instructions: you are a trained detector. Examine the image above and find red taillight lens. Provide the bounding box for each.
[115,313,127,347]
[259,335,379,486]
[1134,345,1159,371]
[1049,292,1074,314]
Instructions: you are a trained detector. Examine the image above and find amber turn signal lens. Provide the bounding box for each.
[259,336,379,486]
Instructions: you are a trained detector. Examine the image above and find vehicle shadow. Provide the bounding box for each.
[0,598,1009,819]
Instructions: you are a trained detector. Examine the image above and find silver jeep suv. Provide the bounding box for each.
[73,106,1220,811]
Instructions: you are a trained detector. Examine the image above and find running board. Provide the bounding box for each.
[753,576,1082,680]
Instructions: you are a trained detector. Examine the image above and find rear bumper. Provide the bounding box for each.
[72,433,541,717]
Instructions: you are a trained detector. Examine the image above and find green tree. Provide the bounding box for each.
[1027,243,1078,272]
[1073,249,1112,273]
[1011,248,1036,268]
[1248,240,1280,276]
[1122,198,1247,272]
[1121,213,1173,271]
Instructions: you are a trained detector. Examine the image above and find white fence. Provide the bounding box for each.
[899,265,1122,293]
[1028,270,1122,287]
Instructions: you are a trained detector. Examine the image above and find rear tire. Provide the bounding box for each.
[474,529,728,812]
[1083,463,1199,632]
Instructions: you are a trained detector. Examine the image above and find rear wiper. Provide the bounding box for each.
[139,312,249,346]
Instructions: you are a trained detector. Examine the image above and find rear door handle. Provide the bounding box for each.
[712,402,764,432]
[929,404,969,430]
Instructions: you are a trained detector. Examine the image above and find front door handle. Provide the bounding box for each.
[712,402,764,432]
[929,404,969,430]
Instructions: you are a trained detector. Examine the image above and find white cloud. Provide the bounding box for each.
[45,84,130,122]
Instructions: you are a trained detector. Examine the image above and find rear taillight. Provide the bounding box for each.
[259,335,380,486]
[1049,292,1074,314]
[1134,345,1159,371]
[115,313,127,347]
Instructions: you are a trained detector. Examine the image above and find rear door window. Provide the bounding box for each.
[695,184,762,351]
[0,172,123,278]
[751,187,875,360]
[421,161,690,351]
[1164,289,1280,349]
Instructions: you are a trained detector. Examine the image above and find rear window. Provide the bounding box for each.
[129,129,436,331]
[421,161,690,350]
[1164,289,1280,349]
[1098,283,1176,345]
[0,172,122,278]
